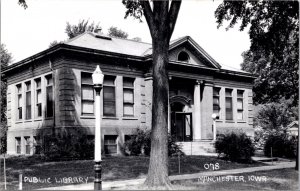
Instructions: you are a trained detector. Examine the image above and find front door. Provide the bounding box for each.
[171,112,193,142]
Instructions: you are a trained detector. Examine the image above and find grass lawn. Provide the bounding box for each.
[116,168,298,190]
[0,155,266,190]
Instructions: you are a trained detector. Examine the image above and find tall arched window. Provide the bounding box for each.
[177,51,190,62]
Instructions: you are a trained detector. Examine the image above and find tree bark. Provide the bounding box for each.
[144,34,171,188]
[141,0,181,188]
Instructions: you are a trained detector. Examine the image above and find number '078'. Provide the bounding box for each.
[204,163,219,170]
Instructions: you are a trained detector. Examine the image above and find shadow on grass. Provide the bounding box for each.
[1,155,266,190]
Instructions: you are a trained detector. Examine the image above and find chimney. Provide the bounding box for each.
[94,27,102,35]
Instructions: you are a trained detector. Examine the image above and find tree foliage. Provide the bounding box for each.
[65,19,101,39]
[0,44,12,154]
[108,26,128,39]
[215,1,299,105]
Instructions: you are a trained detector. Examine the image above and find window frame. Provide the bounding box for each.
[225,88,233,120]
[213,87,221,117]
[103,75,116,117]
[123,77,135,117]
[25,81,32,120]
[81,72,95,116]
[35,78,42,118]
[237,89,244,120]
[45,74,54,118]
[24,136,31,154]
[177,51,190,63]
[104,135,118,155]
[16,84,23,120]
[15,137,21,154]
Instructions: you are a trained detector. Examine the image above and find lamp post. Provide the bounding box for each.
[92,65,104,190]
[211,113,219,141]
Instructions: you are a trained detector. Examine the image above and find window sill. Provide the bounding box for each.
[15,121,23,124]
[225,120,235,123]
[80,115,95,119]
[24,120,33,123]
[216,120,223,122]
[237,121,247,123]
[122,117,138,120]
[102,116,119,120]
[34,118,43,122]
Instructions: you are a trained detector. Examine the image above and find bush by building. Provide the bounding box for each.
[215,132,255,163]
[124,128,184,157]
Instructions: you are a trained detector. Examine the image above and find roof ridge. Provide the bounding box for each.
[64,31,91,44]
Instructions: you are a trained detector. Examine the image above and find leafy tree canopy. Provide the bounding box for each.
[108,26,128,39]
[65,19,101,39]
[215,1,299,104]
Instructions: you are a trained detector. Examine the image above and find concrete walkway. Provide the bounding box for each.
[38,159,295,190]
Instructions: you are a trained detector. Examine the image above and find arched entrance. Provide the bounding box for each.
[170,96,193,142]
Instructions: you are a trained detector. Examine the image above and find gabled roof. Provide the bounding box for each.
[66,32,152,57]
[4,32,252,77]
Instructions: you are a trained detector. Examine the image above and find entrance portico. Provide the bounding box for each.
[168,78,213,142]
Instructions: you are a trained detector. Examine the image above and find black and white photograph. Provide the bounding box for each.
[0,0,299,190]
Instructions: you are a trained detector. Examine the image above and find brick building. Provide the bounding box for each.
[3,32,255,155]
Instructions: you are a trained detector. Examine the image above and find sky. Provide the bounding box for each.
[1,0,250,70]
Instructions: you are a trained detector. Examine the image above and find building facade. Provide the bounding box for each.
[3,33,255,155]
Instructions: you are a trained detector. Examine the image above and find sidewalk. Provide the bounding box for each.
[39,160,295,190]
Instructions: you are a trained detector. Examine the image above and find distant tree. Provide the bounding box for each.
[49,40,63,48]
[132,37,142,42]
[0,44,12,154]
[107,26,128,39]
[65,19,101,39]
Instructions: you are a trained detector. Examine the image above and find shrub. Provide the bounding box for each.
[215,132,255,163]
[264,134,297,158]
[41,132,94,161]
[124,128,184,157]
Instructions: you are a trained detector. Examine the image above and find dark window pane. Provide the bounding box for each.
[104,135,117,154]
[104,76,115,86]
[103,86,116,116]
[123,77,134,87]
[46,86,53,117]
[82,73,93,84]
[178,51,189,62]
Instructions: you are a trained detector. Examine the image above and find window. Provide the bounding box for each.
[237,90,244,120]
[213,87,221,116]
[15,137,21,154]
[25,137,30,154]
[33,136,40,154]
[225,89,233,120]
[25,81,31,119]
[35,78,42,117]
[104,135,118,154]
[178,51,190,62]
[16,84,22,120]
[103,76,116,116]
[81,72,94,115]
[123,77,135,116]
[46,75,54,117]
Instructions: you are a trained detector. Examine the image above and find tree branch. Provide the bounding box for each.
[140,0,156,38]
[168,0,182,39]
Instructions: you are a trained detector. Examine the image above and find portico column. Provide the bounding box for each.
[193,80,201,141]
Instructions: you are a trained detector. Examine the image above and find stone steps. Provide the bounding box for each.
[177,141,216,155]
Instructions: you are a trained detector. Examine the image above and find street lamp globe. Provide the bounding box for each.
[92,65,104,86]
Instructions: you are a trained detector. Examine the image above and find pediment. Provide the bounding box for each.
[169,36,221,69]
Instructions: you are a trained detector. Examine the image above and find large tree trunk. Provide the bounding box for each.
[144,34,171,188]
